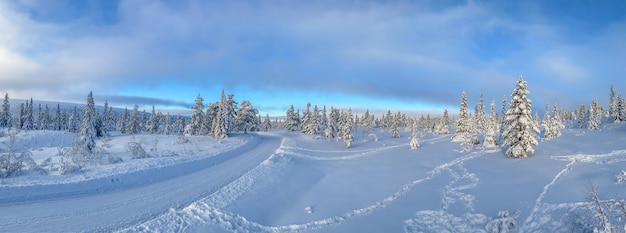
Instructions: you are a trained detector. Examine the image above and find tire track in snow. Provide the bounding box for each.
[126,149,486,233]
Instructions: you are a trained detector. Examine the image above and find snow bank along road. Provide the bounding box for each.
[0,134,281,232]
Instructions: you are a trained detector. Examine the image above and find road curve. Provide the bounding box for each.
[0,134,281,233]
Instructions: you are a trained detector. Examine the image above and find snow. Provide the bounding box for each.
[1,123,626,232]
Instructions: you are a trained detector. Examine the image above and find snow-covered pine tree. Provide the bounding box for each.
[502,76,539,158]
[341,109,354,148]
[301,102,312,134]
[23,99,35,131]
[147,105,159,134]
[285,105,300,131]
[163,113,172,135]
[261,114,271,131]
[549,105,564,138]
[499,94,507,140]
[588,98,602,130]
[0,93,11,128]
[609,85,618,123]
[68,105,79,133]
[211,90,229,139]
[128,104,140,135]
[435,110,450,135]
[235,100,258,134]
[53,103,62,131]
[118,107,128,134]
[541,103,552,138]
[452,90,470,143]
[225,93,238,134]
[483,100,498,147]
[617,95,626,123]
[325,107,338,138]
[390,113,400,138]
[320,106,328,133]
[172,114,184,135]
[475,94,488,132]
[188,95,204,136]
[577,104,588,129]
[410,121,420,149]
[80,92,98,152]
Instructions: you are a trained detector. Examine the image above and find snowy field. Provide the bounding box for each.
[1,124,626,232]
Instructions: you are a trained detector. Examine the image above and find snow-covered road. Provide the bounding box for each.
[0,134,281,232]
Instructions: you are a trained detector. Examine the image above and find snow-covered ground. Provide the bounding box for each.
[1,124,626,232]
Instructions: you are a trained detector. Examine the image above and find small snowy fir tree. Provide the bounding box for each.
[0,93,11,128]
[577,103,588,129]
[261,114,272,132]
[609,85,618,123]
[128,104,140,135]
[618,95,626,123]
[502,76,539,158]
[285,105,300,131]
[301,102,312,134]
[482,100,499,147]
[211,90,229,139]
[588,98,601,130]
[80,92,98,152]
[341,109,354,148]
[187,95,204,136]
[390,114,400,138]
[452,90,470,142]
[410,122,420,149]
[324,107,338,138]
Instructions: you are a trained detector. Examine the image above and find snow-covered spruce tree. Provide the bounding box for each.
[225,93,238,134]
[211,90,231,139]
[475,93,488,133]
[588,98,602,130]
[341,109,354,148]
[80,91,98,152]
[53,103,62,131]
[235,100,258,134]
[550,105,564,138]
[261,114,271,131]
[324,107,338,138]
[410,122,420,149]
[0,93,11,128]
[502,76,539,158]
[128,104,140,135]
[285,105,300,131]
[187,94,204,136]
[23,99,35,131]
[390,114,400,138]
[541,103,552,139]
[172,114,184,135]
[435,109,450,135]
[483,101,498,147]
[147,105,159,134]
[499,94,507,140]
[117,107,128,133]
[68,105,79,133]
[301,102,312,134]
[609,85,618,123]
[617,95,626,123]
[452,90,470,142]
[577,104,588,129]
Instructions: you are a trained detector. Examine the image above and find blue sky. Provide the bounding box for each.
[0,0,625,116]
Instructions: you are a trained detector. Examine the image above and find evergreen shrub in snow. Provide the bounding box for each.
[127,141,149,159]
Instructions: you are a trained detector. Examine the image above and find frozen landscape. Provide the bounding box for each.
[2,0,626,232]
[1,108,625,232]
